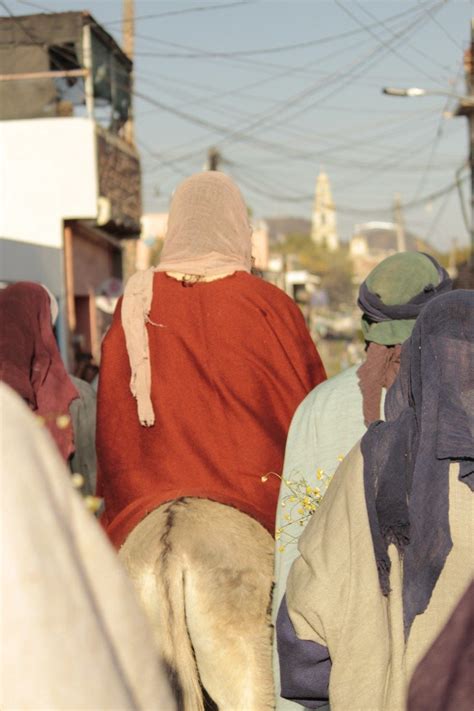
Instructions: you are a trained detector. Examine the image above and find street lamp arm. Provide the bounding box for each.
[382,86,474,105]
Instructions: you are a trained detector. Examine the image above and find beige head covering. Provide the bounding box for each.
[157,171,252,276]
[122,171,252,427]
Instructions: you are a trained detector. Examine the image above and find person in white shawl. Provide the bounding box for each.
[0,383,176,711]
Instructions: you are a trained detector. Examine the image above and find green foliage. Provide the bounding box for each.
[276,233,354,307]
[148,238,164,267]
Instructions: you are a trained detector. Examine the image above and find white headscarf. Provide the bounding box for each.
[122,171,252,426]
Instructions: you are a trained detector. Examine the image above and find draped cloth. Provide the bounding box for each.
[0,281,78,460]
[97,271,325,548]
[407,581,474,711]
[357,342,402,425]
[0,383,176,711]
[361,290,474,637]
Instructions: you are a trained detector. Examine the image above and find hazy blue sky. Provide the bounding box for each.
[7,0,474,250]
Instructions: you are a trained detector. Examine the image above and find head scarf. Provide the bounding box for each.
[156,171,252,276]
[358,252,452,345]
[0,282,78,459]
[357,252,452,424]
[122,172,252,426]
[361,290,474,637]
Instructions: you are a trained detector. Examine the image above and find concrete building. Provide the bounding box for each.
[0,11,141,369]
[137,213,169,270]
[311,171,339,251]
[251,219,270,271]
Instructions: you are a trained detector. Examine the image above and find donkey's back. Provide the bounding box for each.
[119,497,275,711]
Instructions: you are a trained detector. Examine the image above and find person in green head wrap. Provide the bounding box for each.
[272,251,451,711]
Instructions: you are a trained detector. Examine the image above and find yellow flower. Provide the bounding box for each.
[84,496,102,514]
[284,514,292,522]
[337,454,344,462]
[275,532,281,540]
[316,468,324,480]
[278,545,285,553]
[289,496,297,502]
[71,473,85,489]
[56,414,70,429]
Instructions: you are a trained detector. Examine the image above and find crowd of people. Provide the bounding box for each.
[0,171,472,711]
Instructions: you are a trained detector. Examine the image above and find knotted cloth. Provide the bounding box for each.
[361,289,474,637]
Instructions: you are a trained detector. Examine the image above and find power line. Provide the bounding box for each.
[211,1,443,151]
[335,0,447,87]
[15,0,52,11]
[354,0,453,78]
[214,152,468,215]
[132,2,433,60]
[417,0,465,51]
[104,1,255,28]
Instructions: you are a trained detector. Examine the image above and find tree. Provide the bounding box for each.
[276,233,354,308]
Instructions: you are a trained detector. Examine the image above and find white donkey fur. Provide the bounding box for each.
[119,497,275,711]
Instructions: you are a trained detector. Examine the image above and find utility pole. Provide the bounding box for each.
[122,0,135,144]
[393,193,407,252]
[455,19,474,265]
[207,146,221,171]
[122,0,137,283]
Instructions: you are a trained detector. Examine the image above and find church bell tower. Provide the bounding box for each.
[311,171,339,251]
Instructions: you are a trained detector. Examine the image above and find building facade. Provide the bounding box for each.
[350,221,426,284]
[0,11,141,371]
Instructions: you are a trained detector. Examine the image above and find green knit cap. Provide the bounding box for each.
[361,252,441,345]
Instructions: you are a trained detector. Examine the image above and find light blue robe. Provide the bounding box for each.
[273,365,369,711]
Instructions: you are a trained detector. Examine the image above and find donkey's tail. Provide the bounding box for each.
[154,500,205,711]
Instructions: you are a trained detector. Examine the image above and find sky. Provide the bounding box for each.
[6,0,474,251]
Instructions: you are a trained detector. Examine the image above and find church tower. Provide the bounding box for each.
[311,171,339,251]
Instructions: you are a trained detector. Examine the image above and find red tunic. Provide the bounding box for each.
[97,272,326,548]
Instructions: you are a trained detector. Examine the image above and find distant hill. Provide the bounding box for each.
[352,222,436,254]
[263,217,311,243]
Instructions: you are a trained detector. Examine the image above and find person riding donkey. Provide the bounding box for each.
[96,171,326,710]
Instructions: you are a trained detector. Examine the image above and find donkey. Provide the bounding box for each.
[119,497,275,711]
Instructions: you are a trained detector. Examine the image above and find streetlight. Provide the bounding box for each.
[382,74,474,267]
[382,86,474,105]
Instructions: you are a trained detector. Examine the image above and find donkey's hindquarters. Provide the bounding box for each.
[119,497,275,711]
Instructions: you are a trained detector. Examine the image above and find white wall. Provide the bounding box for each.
[0,118,98,249]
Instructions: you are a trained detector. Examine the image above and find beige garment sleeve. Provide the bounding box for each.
[285,445,362,649]
[285,444,405,711]
[0,383,176,711]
